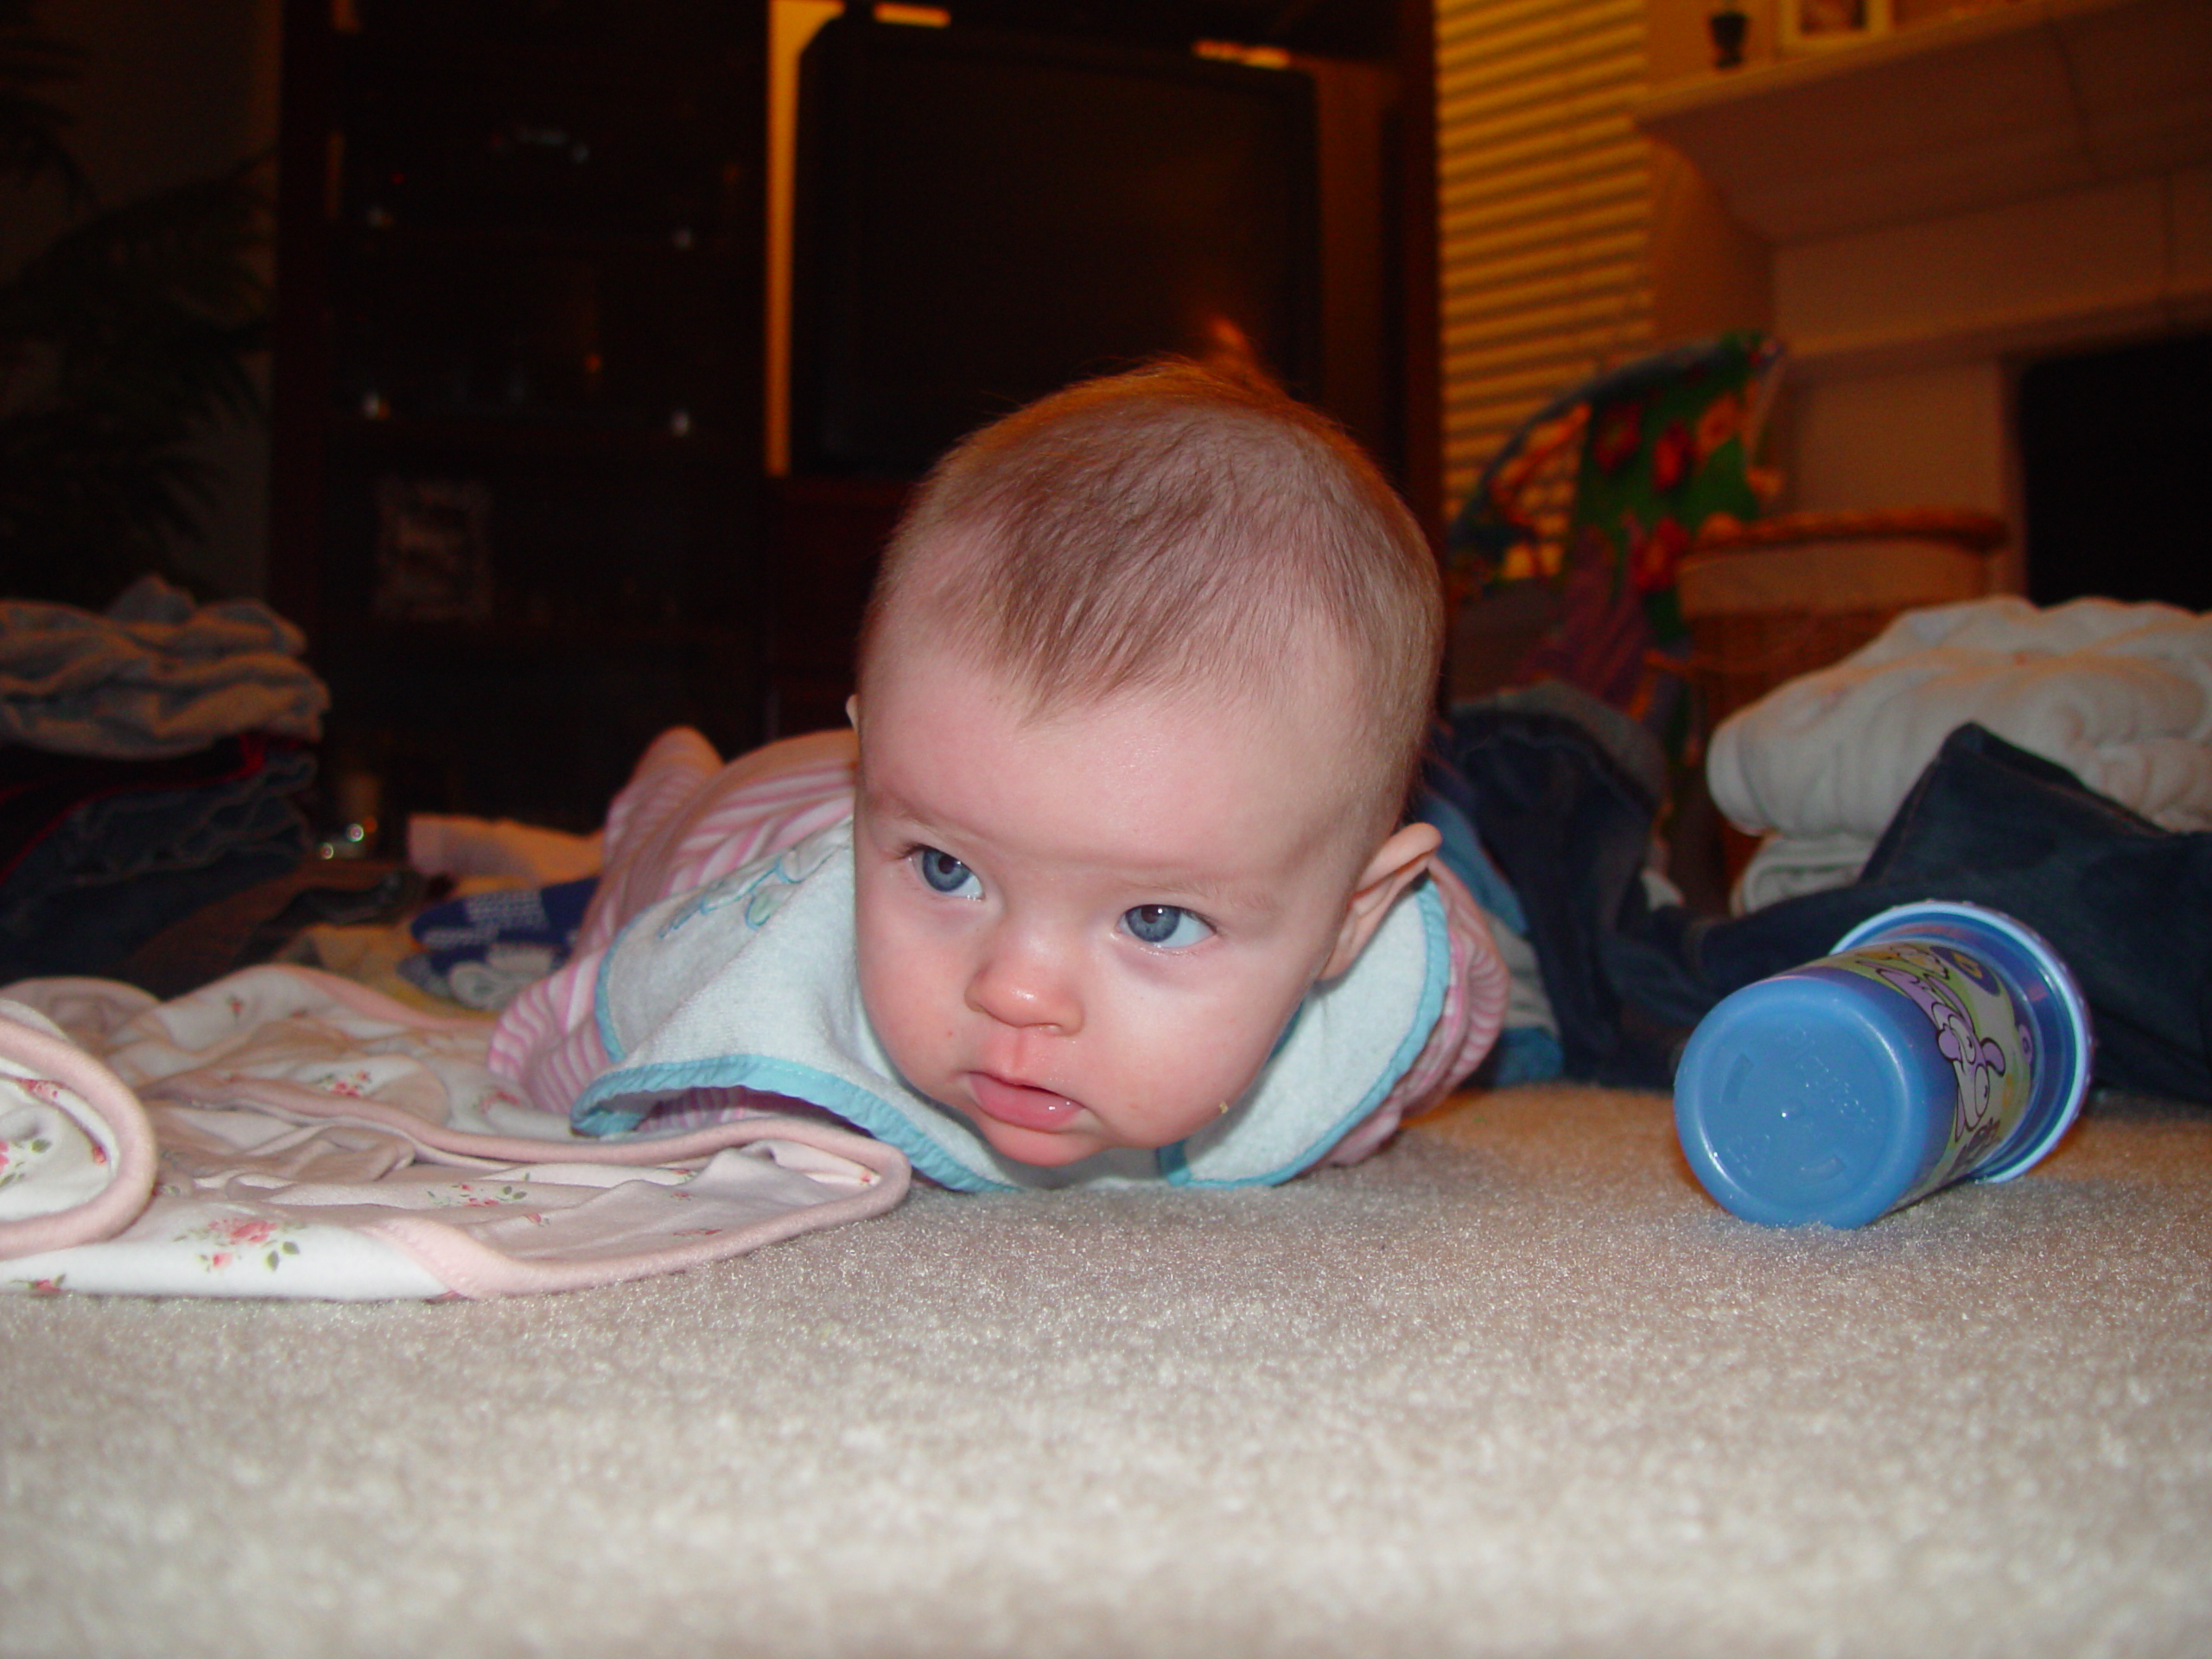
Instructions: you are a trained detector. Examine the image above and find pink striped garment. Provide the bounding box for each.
[487,728,860,1116]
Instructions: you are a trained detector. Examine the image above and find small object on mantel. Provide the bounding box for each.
[1709,3,1749,68]
[1634,0,2212,245]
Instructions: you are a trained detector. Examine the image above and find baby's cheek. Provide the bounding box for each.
[855,919,940,1074]
[863,982,956,1102]
[1129,1020,1278,1135]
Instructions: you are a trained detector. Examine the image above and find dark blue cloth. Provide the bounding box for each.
[1417,730,1528,935]
[1446,707,2212,1102]
[0,740,315,981]
[407,876,596,976]
[1446,692,1684,1085]
[1420,721,1563,1084]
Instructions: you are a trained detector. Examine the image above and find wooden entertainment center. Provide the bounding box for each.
[270,0,1440,830]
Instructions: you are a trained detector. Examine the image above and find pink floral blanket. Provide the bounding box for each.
[0,965,908,1299]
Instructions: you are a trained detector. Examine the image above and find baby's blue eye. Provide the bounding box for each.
[1122,904,1211,949]
[915,847,980,897]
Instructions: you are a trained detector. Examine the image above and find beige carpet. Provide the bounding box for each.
[3,1083,2209,1658]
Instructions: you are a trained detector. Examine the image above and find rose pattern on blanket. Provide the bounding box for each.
[0,1131,51,1189]
[0,1069,120,1213]
[429,1182,534,1208]
[0,965,911,1299]
[181,1212,305,1273]
[0,1084,76,1190]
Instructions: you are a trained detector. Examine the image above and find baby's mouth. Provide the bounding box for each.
[966,1072,1083,1132]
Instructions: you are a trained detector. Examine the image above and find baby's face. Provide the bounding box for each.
[851,640,1429,1168]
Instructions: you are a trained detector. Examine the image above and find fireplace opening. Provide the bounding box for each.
[2018,330,2211,613]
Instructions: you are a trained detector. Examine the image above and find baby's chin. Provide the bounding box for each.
[963,1110,1120,1168]
[959,1101,1227,1169]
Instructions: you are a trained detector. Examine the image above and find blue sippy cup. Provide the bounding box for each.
[1673,901,2093,1227]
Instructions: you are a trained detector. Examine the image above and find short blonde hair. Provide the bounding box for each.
[857,361,1444,829]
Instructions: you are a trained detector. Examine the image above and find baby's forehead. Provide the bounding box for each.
[874,639,1390,816]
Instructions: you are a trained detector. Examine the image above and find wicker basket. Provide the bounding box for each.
[1676,507,2008,725]
[1683,606,1906,730]
[1672,508,2009,881]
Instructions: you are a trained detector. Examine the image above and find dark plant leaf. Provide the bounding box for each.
[0,0,89,200]
[0,117,270,602]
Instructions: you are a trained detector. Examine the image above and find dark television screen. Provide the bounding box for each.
[791,16,1320,476]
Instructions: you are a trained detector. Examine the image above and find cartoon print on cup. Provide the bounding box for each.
[1871,943,2009,1166]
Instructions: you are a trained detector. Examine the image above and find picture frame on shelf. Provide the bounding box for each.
[372,476,495,625]
[1779,0,1891,50]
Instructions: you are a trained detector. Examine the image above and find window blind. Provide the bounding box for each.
[1434,0,1653,520]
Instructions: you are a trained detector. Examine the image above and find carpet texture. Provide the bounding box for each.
[3,1083,2209,1658]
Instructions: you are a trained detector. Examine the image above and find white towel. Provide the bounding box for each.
[1708,596,2212,846]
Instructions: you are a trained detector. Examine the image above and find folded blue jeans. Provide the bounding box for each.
[1447,708,2212,1102]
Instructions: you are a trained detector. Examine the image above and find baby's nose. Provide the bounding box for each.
[964,932,1083,1034]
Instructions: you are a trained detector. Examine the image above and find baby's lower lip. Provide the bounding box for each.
[967,1073,1083,1131]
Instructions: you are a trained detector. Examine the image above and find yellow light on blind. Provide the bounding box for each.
[874,3,950,24]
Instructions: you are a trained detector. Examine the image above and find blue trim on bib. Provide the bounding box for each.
[572,1053,1016,1192]
[1156,879,1452,1189]
[592,907,646,1067]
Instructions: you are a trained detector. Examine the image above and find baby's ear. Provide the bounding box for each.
[1319,820,1441,980]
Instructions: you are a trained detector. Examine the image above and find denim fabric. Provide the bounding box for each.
[1421,719,1568,1084]
[0,744,314,981]
[1446,693,1684,1085]
[1447,709,2212,1103]
[1418,734,1527,935]
[1694,723,2212,1102]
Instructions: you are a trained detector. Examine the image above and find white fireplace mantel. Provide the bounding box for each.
[1633,0,2212,247]
[1628,0,2210,554]
[1634,0,2212,378]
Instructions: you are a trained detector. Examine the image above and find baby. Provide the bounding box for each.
[491,363,1507,1187]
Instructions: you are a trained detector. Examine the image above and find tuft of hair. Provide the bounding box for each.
[858,359,1445,831]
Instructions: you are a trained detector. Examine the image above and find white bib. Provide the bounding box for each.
[573,819,1449,1191]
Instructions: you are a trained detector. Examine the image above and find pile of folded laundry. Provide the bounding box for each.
[1707,596,2212,912]
[1438,599,2212,1102]
[0,575,330,982]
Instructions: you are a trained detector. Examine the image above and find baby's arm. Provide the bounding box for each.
[487,728,858,1113]
[1321,860,1510,1164]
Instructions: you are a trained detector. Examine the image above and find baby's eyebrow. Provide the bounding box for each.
[860,782,1281,917]
[854,781,944,833]
[1109,867,1276,918]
